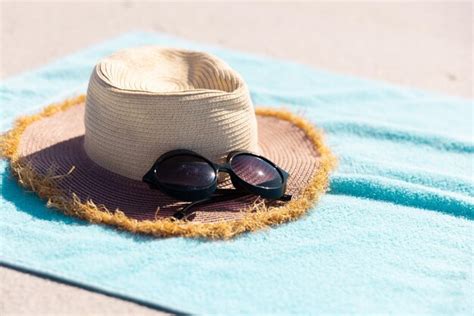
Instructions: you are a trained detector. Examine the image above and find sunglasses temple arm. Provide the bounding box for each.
[172,190,250,220]
[173,191,292,220]
[216,189,291,200]
[172,198,210,220]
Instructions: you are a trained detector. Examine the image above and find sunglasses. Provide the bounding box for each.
[143,149,291,220]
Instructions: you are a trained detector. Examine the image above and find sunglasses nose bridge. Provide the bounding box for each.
[215,164,234,185]
[215,163,232,174]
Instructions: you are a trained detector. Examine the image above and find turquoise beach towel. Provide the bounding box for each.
[1,32,472,314]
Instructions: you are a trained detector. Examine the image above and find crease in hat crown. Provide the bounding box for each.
[84,46,259,180]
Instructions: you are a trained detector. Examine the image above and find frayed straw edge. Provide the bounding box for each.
[0,95,337,239]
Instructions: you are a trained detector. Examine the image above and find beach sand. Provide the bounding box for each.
[0,2,472,315]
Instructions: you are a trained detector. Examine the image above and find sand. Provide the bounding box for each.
[0,2,472,315]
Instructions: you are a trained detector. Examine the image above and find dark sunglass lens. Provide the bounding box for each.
[230,154,282,188]
[155,155,216,189]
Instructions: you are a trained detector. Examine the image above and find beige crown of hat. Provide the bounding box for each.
[84,46,259,180]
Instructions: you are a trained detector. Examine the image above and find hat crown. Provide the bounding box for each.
[84,46,259,180]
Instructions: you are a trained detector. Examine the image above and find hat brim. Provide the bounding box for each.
[2,95,336,239]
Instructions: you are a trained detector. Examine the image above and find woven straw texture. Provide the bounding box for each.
[85,47,258,180]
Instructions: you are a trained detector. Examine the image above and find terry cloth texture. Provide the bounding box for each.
[0,32,473,314]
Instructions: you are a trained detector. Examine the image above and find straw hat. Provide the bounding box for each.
[1,46,336,239]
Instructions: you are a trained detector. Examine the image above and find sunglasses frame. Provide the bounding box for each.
[142,149,289,202]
